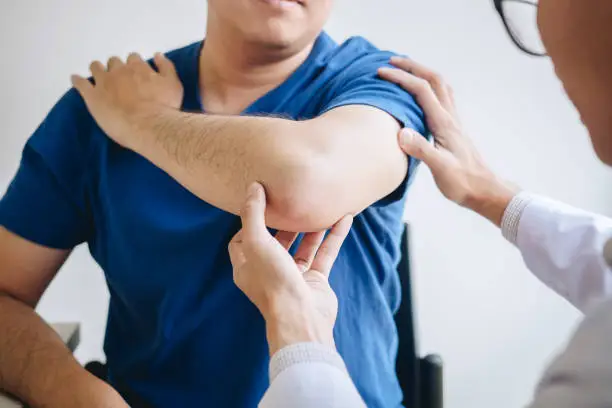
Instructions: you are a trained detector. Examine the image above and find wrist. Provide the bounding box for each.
[464,177,519,227]
[265,297,335,356]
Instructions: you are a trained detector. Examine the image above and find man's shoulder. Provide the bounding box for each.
[322,34,397,71]
[27,87,99,156]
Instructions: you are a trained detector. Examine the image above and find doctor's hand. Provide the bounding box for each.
[229,183,353,355]
[379,57,518,226]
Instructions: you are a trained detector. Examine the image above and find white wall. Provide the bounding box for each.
[1,1,611,407]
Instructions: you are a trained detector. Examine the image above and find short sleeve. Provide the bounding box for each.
[0,89,95,249]
[320,49,426,134]
[320,46,428,205]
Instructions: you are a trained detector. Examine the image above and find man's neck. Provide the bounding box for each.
[200,25,315,114]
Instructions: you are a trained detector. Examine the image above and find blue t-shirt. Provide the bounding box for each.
[0,32,425,408]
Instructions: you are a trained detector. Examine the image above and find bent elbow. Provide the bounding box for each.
[265,155,344,232]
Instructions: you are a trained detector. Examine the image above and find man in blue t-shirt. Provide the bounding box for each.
[0,1,425,407]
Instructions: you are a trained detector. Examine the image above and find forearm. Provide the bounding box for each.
[128,105,407,232]
[0,294,127,408]
[133,109,319,230]
[259,297,363,407]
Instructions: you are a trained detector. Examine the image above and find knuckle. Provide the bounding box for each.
[428,74,445,89]
[244,200,256,213]
[415,78,433,93]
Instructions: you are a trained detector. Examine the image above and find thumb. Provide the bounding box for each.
[241,183,268,241]
[154,53,179,79]
[399,129,440,168]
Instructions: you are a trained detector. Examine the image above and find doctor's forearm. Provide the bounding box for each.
[501,193,612,312]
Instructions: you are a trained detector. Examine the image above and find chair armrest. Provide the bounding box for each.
[420,354,444,408]
[0,323,81,408]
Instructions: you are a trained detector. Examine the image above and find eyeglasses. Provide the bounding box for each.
[494,0,547,57]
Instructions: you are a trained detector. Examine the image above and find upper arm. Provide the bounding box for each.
[281,52,427,230]
[0,227,69,307]
[0,89,93,304]
[0,88,93,248]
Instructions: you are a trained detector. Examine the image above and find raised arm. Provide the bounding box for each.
[72,54,409,232]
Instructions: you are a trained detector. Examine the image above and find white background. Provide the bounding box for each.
[1,1,611,407]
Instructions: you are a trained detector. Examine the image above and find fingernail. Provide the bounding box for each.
[400,129,414,145]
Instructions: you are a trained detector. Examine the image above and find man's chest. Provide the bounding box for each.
[84,141,240,295]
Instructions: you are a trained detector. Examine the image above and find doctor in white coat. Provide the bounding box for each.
[228,0,612,406]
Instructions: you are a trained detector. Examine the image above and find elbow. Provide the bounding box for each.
[265,153,344,232]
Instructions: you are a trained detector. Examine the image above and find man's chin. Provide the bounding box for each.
[249,28,312,51]
[590,136,612,166]
[595,146,612,167]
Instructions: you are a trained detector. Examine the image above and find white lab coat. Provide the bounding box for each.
[258,193,612,408]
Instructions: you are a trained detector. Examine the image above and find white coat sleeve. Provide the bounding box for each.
[501,192,612,312]
[258,343,366,408]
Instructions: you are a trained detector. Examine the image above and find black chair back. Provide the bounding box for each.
[395,224,444,408]
[395,224,421,407]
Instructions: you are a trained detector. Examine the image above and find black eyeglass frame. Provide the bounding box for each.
[493,0,547,57]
